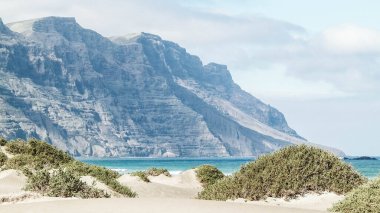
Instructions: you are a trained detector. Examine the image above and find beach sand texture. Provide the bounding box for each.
[0,169,342,213]
[0,198,328,213]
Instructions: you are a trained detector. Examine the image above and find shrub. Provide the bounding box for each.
[4,139,73,171]
[27,139,73,166]
[5,154,61,171]
[5,154,37,170]
[5,139,29,154]
[146,168,171,177]
[131,168,171,183]
[0,151,7,167]
[330,177,380,212]
[25,168,109,198]
[197,176,238,201]
[65,161,136,197]
[65,161,120,180]
[0,137,7,146]
[198,145,366,201]
[2,138,136,198]
[131,171,150,182]
[196,165,224,187]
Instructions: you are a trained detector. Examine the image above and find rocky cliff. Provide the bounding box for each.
[0,17,330,157]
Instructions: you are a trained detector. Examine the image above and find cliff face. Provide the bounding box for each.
[0,17,312,157]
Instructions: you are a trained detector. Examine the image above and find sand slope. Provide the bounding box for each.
[0,169,27,194]
[0,169,342,212]
[232,192,344,211]
[0,198,327,213]
[117,170,202,198]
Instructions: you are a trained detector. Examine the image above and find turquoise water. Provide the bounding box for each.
[345,159,380,178]
[81,157,380,178]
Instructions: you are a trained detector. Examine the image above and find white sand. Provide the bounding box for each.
[0,169,72,204]
[0,169,342,212]
[0,169,27,194]
[0,198,327,213]
[117,170,202,198]
[0,146,14,158]
[231,192,344,211]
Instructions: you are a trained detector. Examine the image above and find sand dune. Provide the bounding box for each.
[0,169,341,212]
[231,192,344,211]
[117,170,201,198]
[0,198,327,213]
[0,169,27,194]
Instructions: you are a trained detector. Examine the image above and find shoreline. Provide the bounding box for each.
[79,157,380,178]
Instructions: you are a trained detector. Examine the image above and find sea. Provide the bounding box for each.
[80,157,380,179]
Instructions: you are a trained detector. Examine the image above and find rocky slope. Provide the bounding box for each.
[0,17,335,157]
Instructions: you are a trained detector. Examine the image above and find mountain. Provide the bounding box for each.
[0,17,341,157]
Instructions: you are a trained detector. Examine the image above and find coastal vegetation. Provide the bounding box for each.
[0,138,136,198]
[195,165,224,187]
[26,168,109,198]
[198,145,366,201]
[131,171,150,182]
[146,167,171,177]
[0,151,7,167]
[330,177,380,212]
[0,137,7,146]
[131,167,171,182]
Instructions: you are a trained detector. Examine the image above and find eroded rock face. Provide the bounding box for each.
[0,17,310,157]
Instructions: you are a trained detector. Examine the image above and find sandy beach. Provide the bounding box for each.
[0,168,343,213]
[0,198,329,213]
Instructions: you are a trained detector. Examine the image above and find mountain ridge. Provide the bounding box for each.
[0,17,343,157]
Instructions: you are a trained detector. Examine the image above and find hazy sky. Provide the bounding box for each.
[0,0,379,155]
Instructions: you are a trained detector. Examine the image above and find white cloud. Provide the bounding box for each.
[319,25,380,54]
[235,64,350,100]
[0,0,379,101]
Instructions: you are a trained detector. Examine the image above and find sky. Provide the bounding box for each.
[0,0,379,155]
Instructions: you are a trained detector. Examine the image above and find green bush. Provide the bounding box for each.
[197,176,238,201]
[27,139,73,166]
[4,154,62,171]
[65,161,136,197]
[0,137,7,146]
[146,168,171,177]
[131,168,171,183]
[0,151,7,167]
[4,139,73,170]
[26,169,109,198]
[198,145,366,201]
[330,177,380,212]
[131,171,150,182]
[196,165,224,187]
[5,139,29,154]
[5,154,37,170]
[2,138,136,198]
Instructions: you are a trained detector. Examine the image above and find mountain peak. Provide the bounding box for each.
[7,16,78,35]
[203,63,233,85]
[0,18,13,35]
[139,32,162,40]
[110,32,163,45]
